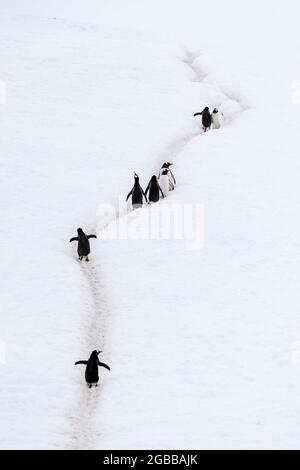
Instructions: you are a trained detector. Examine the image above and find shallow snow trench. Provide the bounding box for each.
[68,261,110,449]
[66,48,245,449]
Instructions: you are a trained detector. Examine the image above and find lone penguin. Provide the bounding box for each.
[126,172,148,209]
[145,175,165,203]
[159,169,172,197]
[194,107,212,132]
[69,228,97,261]
[159,162,176,190]
[212,108,222,129]
[75,350,110,388]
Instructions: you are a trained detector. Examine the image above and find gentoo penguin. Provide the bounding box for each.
[158,162,176,190]
[194,107,212,132]
[69,228,97,261]
[158,169,172,197]
[75,350,110,388]
[145,175,165,203]
[126,172,148,209]
[212,108,222,129]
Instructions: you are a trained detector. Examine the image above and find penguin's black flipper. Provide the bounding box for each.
[70,237,79,243]
[144,184,150,200]
[87,235,97,239]
[75,360,88,365]
[194,112,202,117]
[98,361,111,371]
[159,185,165,198]
[126,189,133,201]
[170,170,176,185]
[142,188,148,203]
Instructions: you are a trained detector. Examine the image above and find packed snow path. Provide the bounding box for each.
[68,260,110,450]
[67,45,245,447]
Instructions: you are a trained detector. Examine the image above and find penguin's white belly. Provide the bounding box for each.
[212,113,222,129]
[159,175,169,197]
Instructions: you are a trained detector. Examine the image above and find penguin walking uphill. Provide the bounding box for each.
[126,172,148,209]
[75,350,110,388]
[145,175,165,203]
[159,169,172,197]
[69,228,97,261]
[212,108,222,130]
[194,106,212,132]
[158,162,176,192]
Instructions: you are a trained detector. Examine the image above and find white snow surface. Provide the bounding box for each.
[1,0,300,450]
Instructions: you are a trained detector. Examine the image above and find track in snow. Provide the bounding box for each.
[182,48,248,122]
[67,237,110,450]
[157,48,247,170]
[66,47,247,450]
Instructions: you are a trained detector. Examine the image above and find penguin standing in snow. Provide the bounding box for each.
[69,228,97,261]
[75,350,110,388]
[126,172,148,209]
[194,107,212,132]
[145,175,165,203]
[159,169,172,197]
[158,162,176,191]
[211,108,222,129]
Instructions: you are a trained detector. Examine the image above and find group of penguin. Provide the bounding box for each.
[69,105,221,388]
[194,106,222,132]
[69,227,110,387]
[125,106,222,209]
[69,163,176,387]
[69,230,109,387]
[126,162,176,209]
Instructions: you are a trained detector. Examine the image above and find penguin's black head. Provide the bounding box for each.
[162,162,173,169]
[134,172,139,180]
[203,107,210,113]
[151,175,157,183]
[77,228,84,236]
[90,350,101,360]
[162,169,169,175]
[213,108,218,114]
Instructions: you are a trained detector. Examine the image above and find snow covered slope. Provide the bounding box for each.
[1,0,300,449]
